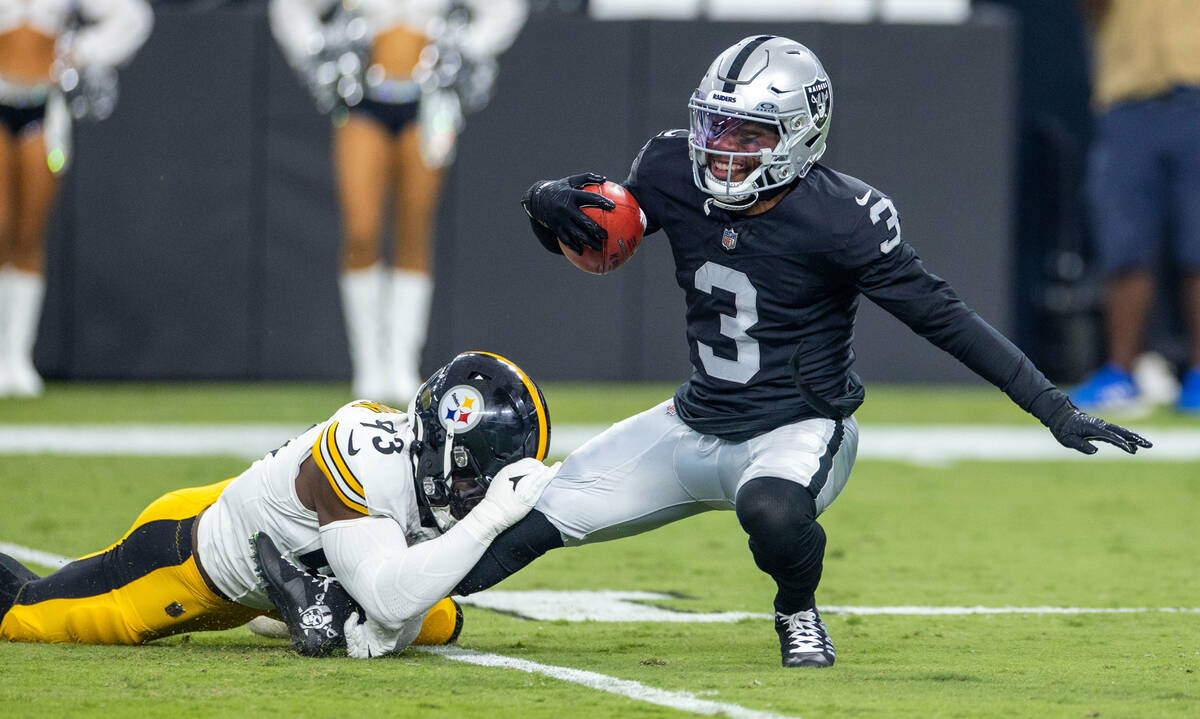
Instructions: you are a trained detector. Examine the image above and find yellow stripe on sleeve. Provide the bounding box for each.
[325,421,365,498]
[311,424,367,514]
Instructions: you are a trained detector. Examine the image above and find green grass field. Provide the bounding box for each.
[1,383,1197,718]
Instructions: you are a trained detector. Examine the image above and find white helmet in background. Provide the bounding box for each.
[688,35,832,209]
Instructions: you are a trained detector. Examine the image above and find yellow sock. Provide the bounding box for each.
[412,597,463,646]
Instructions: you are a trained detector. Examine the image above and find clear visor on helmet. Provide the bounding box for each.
[691,108,780,156]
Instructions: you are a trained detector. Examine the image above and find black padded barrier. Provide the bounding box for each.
[38,9,1015,383]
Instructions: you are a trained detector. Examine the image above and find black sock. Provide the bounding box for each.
[456,510,564,595]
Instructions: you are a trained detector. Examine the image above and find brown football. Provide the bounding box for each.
[559,181,646,275]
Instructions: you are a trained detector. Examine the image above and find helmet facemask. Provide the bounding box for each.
[411,417,492,532]
[689,102,792,208]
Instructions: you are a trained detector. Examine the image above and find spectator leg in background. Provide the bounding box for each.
[1104,270,1154,371]
[386,120,443,405]
[335,114,392,400]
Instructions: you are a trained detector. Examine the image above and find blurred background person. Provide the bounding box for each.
[0,0,152,398]
[1070,0,1200,414]
[270,0,528,403]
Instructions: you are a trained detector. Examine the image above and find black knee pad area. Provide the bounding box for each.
[735,476,817,536]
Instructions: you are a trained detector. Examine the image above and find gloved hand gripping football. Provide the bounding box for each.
[521,173,614,254]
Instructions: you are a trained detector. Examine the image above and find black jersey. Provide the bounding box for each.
[618,132,1064,441]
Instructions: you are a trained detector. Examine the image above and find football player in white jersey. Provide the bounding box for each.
[0,351,558,658]
[269,0,528,404]
[0,0,152,397]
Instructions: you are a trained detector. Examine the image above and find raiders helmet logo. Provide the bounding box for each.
[804,78,831,130]
[299,604,333,630]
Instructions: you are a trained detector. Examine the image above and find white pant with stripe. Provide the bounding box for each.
[536,399,859,545]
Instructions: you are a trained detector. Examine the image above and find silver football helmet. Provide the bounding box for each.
[688,36,832,209]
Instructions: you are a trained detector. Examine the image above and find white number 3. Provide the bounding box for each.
[694,262,760,384]
[870,197,901,254]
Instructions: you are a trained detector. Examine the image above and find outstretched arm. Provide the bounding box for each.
[309,456,558,657]
[855,244,1150,455]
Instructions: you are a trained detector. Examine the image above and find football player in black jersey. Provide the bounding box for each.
[486,36,1147,668]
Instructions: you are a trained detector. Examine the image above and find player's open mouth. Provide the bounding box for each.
[709,159,752,181]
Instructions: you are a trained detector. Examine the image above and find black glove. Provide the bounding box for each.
[520,172,614,255]
[252,532,361,657]
[1044,400,1152,455]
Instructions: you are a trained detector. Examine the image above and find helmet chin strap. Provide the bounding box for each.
[704,171,800,214]
[442,423,456,487]
[704,194,759,214]
[426,423,457,532]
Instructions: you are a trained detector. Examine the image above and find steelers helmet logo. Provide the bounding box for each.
[438,385,485,432]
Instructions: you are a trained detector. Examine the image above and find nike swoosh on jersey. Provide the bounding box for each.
[347,430,359,456]
[855,190,871,206]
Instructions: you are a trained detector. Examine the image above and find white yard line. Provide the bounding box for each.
[1,423,1198,461]
[456,589,1200,620]
[0,541,71,568]
[0,424,302,458]
[418,646,801,719]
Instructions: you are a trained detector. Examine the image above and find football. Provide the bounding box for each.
[559,181,646,275]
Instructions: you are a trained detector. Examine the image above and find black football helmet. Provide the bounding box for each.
[410,351,550,532]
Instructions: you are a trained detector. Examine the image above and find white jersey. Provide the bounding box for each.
[0,0,153,68]
[197,400,433,609]
[269,0,528,67]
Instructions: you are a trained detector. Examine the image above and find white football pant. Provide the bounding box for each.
[537,399,858,545]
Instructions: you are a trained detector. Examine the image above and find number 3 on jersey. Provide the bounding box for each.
[869,197,901,254]
[694,261,760,384]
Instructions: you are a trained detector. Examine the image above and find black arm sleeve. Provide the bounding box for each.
[854,244,1070,425]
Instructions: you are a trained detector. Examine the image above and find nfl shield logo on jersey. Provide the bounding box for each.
[721,227,738,251]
